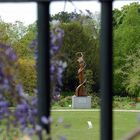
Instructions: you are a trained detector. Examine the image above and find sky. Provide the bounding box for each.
[0,1,139,25]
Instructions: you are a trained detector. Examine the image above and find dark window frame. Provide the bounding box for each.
[0,0,113,140]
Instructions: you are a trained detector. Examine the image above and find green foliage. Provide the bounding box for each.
[61,91,73,97]
[91,96,100,108]
[52,92,101,109]
[113,8,123,28]
[13,23,36,59]
[51,11,80,23]
[113,2,140,96]
[0,20,37,95]
[7,21,27,44]
[59,21,99,91]
[52,94,137,109]
[85,69,95,94]
[0,19,36,59]
[17,58,37,95]
[58,96,71,107]
[113,2,140,28]
[124,48,140,97]
[113,96,136,109]
[51,11,100,92]
[0,18,11,44]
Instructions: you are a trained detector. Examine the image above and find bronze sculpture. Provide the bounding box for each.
[75,52,87,96]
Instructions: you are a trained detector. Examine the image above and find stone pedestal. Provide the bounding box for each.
[72,95,91,109]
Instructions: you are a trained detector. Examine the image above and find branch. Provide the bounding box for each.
[123,127,140,140]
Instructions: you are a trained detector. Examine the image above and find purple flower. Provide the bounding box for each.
[50,65,55,74]
[0,94,3,100]
[31,97,38,106]
[5,47,17,61]
[29,28,66,99]
[16,84,24,95]
[0,68,4,83]
[0,101,9,107]
[41,116,49,125]
[41,116,52,125]
[29,39,38,49]
[35,124,42,132]
[23,128,36,136]
[59,136,67,140]
[0,27,66,139]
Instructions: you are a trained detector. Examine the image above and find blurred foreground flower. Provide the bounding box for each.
[29,27,67,100]
[21,135,31,140]
[0,27,66,139]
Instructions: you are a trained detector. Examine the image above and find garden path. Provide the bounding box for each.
[52,109,140,112]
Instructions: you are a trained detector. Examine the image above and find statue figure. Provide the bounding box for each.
[75,52,87,96]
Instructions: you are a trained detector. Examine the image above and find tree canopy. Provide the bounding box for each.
[51,11,100,93]
[0,2,140,97]
[113,2,140,97]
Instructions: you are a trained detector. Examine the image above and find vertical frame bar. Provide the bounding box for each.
[37,1,51,134]
[100,0,113,140]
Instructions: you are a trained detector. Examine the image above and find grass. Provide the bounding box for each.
[0,110,140,140]
[114,111,140,140]
[52,111,100,140]
[51,111,140,140]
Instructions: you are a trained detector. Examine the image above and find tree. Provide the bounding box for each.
[113,2,140,28]
[113,2,140,96]
[51,11,81,23]
[51,11,100,93]
[0,18,11,44]
[12,22,37,59]
[7,21,27,44]
[59,21,99,92]
[124,48,140,97]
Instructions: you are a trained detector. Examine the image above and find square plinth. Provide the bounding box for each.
[72,95,91,109]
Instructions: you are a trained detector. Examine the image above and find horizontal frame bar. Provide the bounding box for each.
[0,0,113,2]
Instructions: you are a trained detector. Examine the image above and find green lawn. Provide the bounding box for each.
[0,111,140,139]
[52,111,140,140]
[114,111,140,140]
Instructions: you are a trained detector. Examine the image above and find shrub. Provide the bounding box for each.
[17,58,36,95]
[91,95,100,108]
[0,25,65,139]
[113,96,136,109]
[85,69,95,95]
[58,96,72,107]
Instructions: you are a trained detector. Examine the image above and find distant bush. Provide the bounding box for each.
[61,91,73,97]
[52,94,138,109]
[58,96,71,107]
[113,96,136,109]
[17,58,37,95]
[60,21,99,92]
[85,69,95,95]
[91,95,100,108]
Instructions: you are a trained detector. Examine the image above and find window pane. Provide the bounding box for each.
[50,1,101,140]
[0,2,38,139]
[113,0,140,140]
